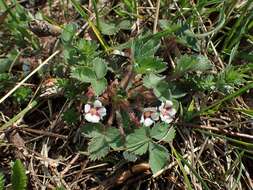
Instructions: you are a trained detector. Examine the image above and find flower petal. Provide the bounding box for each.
[94,100,102,108]
[164,117,173,124]
[165,100,173,107]
[144,107,157,112]
[140,115,145,123]
[97,107,106,117]
[160,114,173,124]
[168,108,177,117]
[151,112,159,121]
[143,118,154,127]
[85,113,100,123]
[84,104,91,113]
[158,103,164,111]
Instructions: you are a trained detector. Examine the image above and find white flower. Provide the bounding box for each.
[84,100,106,123]
[140,107,159,127]
[159,100,177,124]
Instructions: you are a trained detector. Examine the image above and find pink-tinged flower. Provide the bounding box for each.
[159,100,177,124]
[84,100,106,123]
[140,107,159,127]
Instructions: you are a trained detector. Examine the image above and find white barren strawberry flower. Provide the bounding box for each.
[159,100,177,124]
[140,107,159,127]
[84,100,106,123]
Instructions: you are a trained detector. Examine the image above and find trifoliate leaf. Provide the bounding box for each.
[11,159,27,190]
[149,142,169,174]
[92,58,108,79]
[88,136,110,161]
[91,78,107,96]
[71,66,96,83]
[151,124,176,142]
[126,127,150,155]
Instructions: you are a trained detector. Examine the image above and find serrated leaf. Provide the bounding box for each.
[151,124,176,142]
[123,151,138,162]
[105,127,124,149]
[133,37,160,59]
[174,55,212,75]
[92,58,108,79]
[126,127,150,155]
[99,20,119,35]
[61,23,77,43]
[149,143,169,174]
[135,57,167,74]
[11,159,27,190]
[71,66,96,83]
[88,136,110,161]
[91,78,107,96]
[0,173,4,190]
[143,73,164,89]
[117,20,131,30]
[80,123,103,138]
[192,55,212,71]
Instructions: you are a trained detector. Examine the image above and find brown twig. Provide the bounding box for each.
[18,127,68,139]
[180,123,253,140]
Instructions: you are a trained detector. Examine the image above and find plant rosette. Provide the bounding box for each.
[84,100,106,123]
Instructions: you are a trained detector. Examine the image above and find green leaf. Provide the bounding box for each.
[99,20,119,35]
[117,20,132,30]
[151,124,176,143]
[61,23,77,43]
[0,58,11,73]
[62,108,78,125]
[81,123,104,138]
[123,151,138,162]
[143,73,164,89]
[12,86,32,103]
[105,127,124,150]
[71,66,96,83]
[81,125,123,160]
[91,78,107,96]
[88,136,110,161]
[135,57,167,74]
[0,173,4,190]
[149,143,169,174]
[133,37,160,59]
[126,127,150,155]
[11,159,27,190]
[174,55,212,75]
[92,58,108,79]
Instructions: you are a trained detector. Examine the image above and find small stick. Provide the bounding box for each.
[183,123,253,140]
[60,153,80,176]
[153,0,160,34]
[19,127,68,140]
